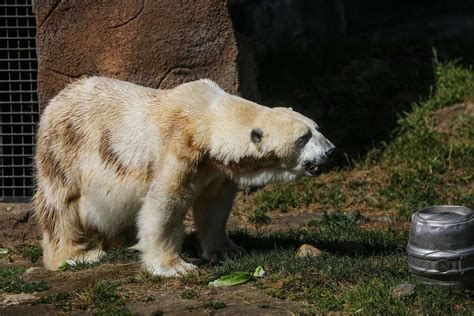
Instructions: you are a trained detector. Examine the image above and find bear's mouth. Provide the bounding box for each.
[305,162,320,176]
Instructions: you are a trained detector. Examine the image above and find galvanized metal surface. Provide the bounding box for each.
[407,205,474,289]
[0,0,38,202]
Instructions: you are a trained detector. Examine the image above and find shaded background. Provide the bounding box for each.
[229,0,474,159]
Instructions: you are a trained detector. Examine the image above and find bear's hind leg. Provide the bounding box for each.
[35,187,97,270]
[192,177,243,261]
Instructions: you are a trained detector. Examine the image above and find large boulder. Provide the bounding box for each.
[33,0,258,111]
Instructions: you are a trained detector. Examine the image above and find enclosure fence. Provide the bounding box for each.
[0,0,38,202]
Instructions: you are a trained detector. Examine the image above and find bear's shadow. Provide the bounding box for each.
[181,230,404,262]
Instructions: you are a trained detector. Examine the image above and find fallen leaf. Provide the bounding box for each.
[253,266,265,277]
[209,272,253,287]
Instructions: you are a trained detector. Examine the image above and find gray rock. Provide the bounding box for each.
[23,267,42,277]
[391,283,415,299]
[296,244,322,258]
[1,293,37,306]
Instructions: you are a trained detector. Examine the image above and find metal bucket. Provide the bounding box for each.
[406,205,474,289]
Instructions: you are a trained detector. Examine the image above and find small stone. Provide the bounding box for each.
[296,244,322,258]
[2,293,37,305]
[391,283,415,299]
[23,267,42,277]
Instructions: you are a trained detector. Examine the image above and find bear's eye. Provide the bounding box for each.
[297,131,311,146]
[251,128,264,144]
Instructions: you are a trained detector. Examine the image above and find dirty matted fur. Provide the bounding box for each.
[34,77,335,276]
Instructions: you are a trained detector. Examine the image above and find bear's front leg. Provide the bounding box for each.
[193,177,244,261]
[135,161,198,277]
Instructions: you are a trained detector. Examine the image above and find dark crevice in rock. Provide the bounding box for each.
[38,0,61,28]
[107,0,146,29]
[44,67,83,79]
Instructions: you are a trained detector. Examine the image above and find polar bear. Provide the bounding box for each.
[34,77,335,276]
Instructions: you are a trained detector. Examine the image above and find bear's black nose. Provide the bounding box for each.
[325,147,336,161]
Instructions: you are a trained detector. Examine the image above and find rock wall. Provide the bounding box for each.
[33,0,258,111]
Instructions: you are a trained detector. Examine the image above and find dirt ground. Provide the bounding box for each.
[0,199,402,315]
[0,202,317,315]
[0,203,39,248]
[1,261,312,315]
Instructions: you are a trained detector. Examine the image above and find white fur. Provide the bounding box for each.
[34,77,334,276]
[233,169,299,188]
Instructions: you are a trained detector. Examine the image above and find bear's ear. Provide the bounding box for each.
[251,128,264,144]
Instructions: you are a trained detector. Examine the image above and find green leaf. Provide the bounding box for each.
[58,261,70,271]
[0,248,8,255]
[253,266,265,277]
[208,272,253,287]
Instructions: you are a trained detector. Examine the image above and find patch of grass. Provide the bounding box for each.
[303,283,346,311]
[311,182,347,208]
[228,222,405,260]
[139,270,164,284]
[245,178,350,224]
[342,278,406,314]
[87,280,128,312]
[214,228,472,314]
[180,289,199,299]
[380,60,474,215]
[454,193,474,206]
[60,248,140,271]
[35,291,73,304]
[251,183,313,213]
[34,292,76,311]
[245,182,313,224]
[101,247,140,264]
[96,306,133,316]
[179,271,213,286]
[247,209,271,224]
[203,301,226,310]
[90,280,123,305]
[0,267,49,294]
[13,243,42,263]
[221,225,406,277]
[342,278,474,315]
[308,210,361,229]
[307,213,406,254]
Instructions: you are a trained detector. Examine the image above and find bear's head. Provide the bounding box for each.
[208,93,335,187]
